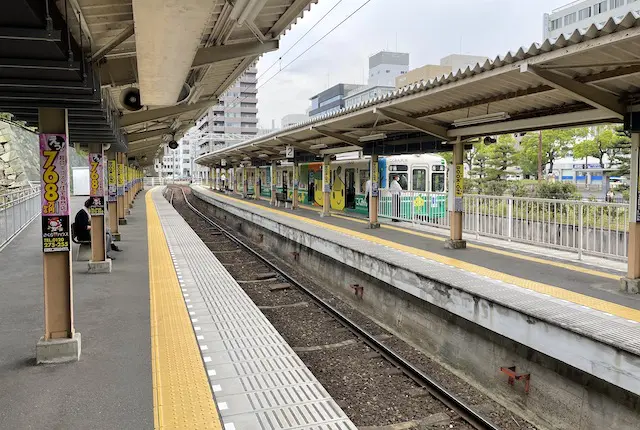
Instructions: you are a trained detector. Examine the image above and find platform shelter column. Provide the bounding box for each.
[86,144,111,273]
[254,166,260,200]
[126,161,133,210]
[209,166,213,190]
[368,154,380,228]
[622,132,640,293]
[445,139,466,249]
[241,165,247,197]
[321,155,331,217]
[117,153,127,225]
[107,153,120,241]
[292,160,299,210]
[36,107,80,363]
[270,161,277,205]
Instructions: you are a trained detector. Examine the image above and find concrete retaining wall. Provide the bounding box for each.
[192,187,640,430]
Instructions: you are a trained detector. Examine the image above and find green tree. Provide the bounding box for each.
[486,134,517,180]
[572,125,625,168]
[469,142,491,179]
[518,127,587,175]
[610,127,632,177]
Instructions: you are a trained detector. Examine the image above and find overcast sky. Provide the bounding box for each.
[255,0,570,128]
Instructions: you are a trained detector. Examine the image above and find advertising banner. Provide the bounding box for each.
[88,153,105,215]
[108,160,117,202]
[40,133,70,253]
[454,164,464,212]
[117,163,125,196]
[323,159,331,193]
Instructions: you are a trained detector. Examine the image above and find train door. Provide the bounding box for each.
[345,168,356,209]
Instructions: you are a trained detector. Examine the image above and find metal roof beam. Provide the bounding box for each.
[120,100,213,127]
[373,108,449,141]
[448,109,618,138]
[310,127,362,147]
[268,0,314,38]
[522,65,625,120]
[320,145,361,155]
[92,24,135,63]
[127,127,172,143]
[275,136,320,155]
[192,40,279,68]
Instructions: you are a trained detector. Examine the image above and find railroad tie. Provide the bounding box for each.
[269,283,291,291]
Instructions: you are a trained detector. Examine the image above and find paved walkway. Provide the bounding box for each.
[0,193,152,430]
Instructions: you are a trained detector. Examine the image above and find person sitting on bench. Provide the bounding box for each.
[74,198,121,259]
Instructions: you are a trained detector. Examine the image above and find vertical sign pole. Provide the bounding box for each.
[270,161,277,206]
[369,154,380,228]
[446,139,466,249]
[88,144,109,271]
[108,154,120,241]
[321,155,331,217]
[117,153,126,225]
[37,107,80,363]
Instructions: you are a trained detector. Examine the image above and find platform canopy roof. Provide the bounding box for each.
[0,0,318,162]
[196,12,640,167]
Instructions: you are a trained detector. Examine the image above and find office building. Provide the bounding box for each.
[396,54,488,88]
[344,51,410,109]
[543,0,640,40]
[195,66,259,157]
[309,83,359,118]
[281,113,308,128]
[154,138,192,179]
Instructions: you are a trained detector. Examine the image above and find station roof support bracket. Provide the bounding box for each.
[92,24,135,63]
[522,64,625,120]
[373,107,449,141]
[120,100,213,127]
[310,127,362,146]
[192,40,279,68]
[126,127,172,143]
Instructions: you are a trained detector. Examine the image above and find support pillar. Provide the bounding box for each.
[445,139,466,249]
[368,154,380,228]
[292,160,299,209]
[622,132,640,293]
[126,162,133,211]
[321,155,331,217]
[87,144,111,273]
[254,166,260,200]
[107,154,120,241]
[209,166,213,190]
[117,153,127,226]
[242,166,248,197]
[36,107,81,363]
[270,161,277,206]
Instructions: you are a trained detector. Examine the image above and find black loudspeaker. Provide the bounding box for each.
[168,140,179,150]
[120,88,143,111]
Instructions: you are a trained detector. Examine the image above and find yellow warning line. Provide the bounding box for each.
[147,190,222,430]
[206,189,640,322]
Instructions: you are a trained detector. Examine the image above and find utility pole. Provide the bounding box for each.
[538,130,543,183]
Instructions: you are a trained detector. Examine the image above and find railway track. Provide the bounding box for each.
[168,186,506,430]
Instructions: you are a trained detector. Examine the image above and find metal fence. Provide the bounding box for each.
[378,191,630,261]
[143,177,204,187]
[0,185,41,250]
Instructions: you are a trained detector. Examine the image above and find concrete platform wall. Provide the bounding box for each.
[192,187,640,430]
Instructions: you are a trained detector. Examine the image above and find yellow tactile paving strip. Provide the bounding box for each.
[205,189,640,323]
[147,191,222,430]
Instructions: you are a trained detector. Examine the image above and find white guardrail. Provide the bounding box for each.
[0,185,41,250]
[379,190,630,261]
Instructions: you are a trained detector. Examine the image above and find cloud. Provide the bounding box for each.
[257,0,569,128]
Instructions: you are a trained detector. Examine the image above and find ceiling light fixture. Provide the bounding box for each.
[358,133,387,142]
[453,112,510,127]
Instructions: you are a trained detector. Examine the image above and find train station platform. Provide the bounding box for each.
[0,187,355,430]
[191,185,640,401]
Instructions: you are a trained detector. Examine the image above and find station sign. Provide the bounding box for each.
[371,159,379,197]
[285,145,294,159]
[88,153,105,216]
[454,164,464,212]
[323,158,331,193]
[39,133,70,253]
[117,163,125,196]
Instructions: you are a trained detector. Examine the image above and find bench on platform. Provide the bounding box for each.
[71,222,91,261]
[275,192,292,208]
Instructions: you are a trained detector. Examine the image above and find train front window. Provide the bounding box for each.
[432,173,445,192]
[412,169,427,192]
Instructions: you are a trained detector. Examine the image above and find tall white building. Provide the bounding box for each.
[344,51,409,109]
[195,66,259,157]
[543,0,639,40]
[154,138,192,179]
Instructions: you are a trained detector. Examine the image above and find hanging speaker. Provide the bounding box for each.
[120,87,142,111]
[176,83,191,105]
[168,140,179,150]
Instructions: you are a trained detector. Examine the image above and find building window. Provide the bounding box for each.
[564,12,577,26]
[550,17,563,30]
[578,7,591,20]
[594,1,607,13]
[610,0,624,8]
